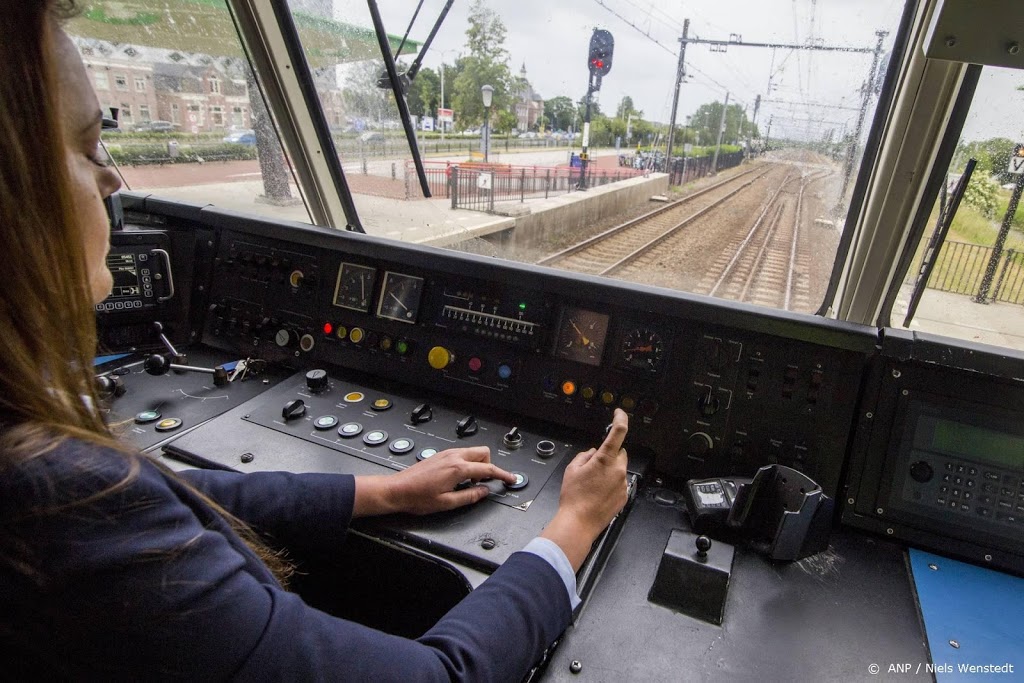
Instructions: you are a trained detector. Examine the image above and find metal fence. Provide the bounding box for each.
[927,240,1024,304]
[667,151,746,186]
[413,162,646,210]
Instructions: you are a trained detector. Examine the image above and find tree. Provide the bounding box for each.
[451,1,513,129]
[616,95,641,120]
[544,96,575,131]
[407,66,439,118]
[688,100,758,147]
[954,137,1017,184]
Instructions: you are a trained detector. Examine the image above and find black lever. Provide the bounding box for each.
[144,353,229,387]
[152,321,186,364]
[95,374,127,399]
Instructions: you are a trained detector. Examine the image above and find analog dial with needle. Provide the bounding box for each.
[376,272,424,323]
[333,263,377,312]
[555,307,610,366]
[620,327,665,372]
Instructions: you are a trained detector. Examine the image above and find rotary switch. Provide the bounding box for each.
[305,369,328,393]
[503,427,524,449]
[410,403,433,424]
[282,399,306,421]
[455,415,479,438]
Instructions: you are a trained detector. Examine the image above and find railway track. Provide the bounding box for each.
[699,168,833,310]
[537,165,771,276]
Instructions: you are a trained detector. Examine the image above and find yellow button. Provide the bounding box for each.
[289,270,304,288]
[335,325,348,340]
[561,380,577,396]
[344,392,364,403]
[379,335,393,351]
[600,390,615,405]
[620,395,637,411]
[580,386,595,401]
[349,327,365,344]
[428,346,451,370]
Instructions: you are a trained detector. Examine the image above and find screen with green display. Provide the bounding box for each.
[928,418,1024,471]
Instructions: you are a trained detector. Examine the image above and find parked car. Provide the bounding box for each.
[223,129,257,145]
[359,131,385,143]
[142,120,178,133]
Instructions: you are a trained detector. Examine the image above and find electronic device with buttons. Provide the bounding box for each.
[844,329,1024,575]
[97,230,174,316]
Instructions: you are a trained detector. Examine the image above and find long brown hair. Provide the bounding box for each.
[0,0,292,585]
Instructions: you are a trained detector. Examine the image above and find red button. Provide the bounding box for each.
[468,357,483,373]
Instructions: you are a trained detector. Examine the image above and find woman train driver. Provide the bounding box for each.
[0,2,631,680]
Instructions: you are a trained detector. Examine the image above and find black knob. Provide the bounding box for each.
[305,369,329,392]
[698,388,720,417]
[503,427,523,449]
[411,403,433,424]
[536,440,556,458]
[144,353,171,376]
[282,399,306,421]
[95,374,126,399]
[909,460,934,484]
[455,415,478,438]
[695,535,712,558]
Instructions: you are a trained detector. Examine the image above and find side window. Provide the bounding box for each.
[67,2,311,224]
[893,66,1024,351]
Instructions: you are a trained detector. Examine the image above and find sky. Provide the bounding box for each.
[333,0,909,139]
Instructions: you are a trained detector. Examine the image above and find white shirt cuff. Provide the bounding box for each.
[522,537,581,610]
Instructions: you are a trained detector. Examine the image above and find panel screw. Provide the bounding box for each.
[240,452,254,463]
[886,528,894,535]
[570,660,583,674]
[902,389,909,396]
[984,554,992,562]
[876,508,884,515]
[848,498,855,505]
[944,36,957,48]
[949,640,960,649]
[892,369,901,378]
[1008,42,1020,55]
[866,412,873,419]
[481,538,496,550]
[928,563,938,571]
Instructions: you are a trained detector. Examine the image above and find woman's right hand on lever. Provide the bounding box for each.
[541,408,630,571]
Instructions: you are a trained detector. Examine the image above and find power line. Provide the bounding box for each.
[591,0,677,57]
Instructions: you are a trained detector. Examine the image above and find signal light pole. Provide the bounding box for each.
[580,29,614,190]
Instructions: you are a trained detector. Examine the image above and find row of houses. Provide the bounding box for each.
[75,37,346,133]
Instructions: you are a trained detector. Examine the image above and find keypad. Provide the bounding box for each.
[933,458,1022,527]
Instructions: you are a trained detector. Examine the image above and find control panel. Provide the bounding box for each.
[194,223,874,498]
[844,330,1024,575]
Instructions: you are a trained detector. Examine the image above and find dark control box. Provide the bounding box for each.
[844,330,1024,576]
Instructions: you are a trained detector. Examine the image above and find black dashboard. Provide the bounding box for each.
[94,191,1024,678]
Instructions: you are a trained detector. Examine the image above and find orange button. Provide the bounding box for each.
[561,380,577,396]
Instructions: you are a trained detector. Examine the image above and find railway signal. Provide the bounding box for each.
[580,29,614,190]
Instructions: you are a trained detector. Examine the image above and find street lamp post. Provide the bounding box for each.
[481,84,494,163]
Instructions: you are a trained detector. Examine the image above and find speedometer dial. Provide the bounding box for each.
[620,327,665,373]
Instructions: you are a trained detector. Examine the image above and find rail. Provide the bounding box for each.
[926,241,1024,305]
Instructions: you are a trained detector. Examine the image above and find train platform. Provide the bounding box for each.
[893,284,1024,352]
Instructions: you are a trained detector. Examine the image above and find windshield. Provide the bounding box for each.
[73,0,908,314]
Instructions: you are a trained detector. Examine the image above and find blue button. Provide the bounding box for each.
[498,363,513,380]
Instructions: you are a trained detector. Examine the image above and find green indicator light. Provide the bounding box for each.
[518,302,527,311]
[396,340,409,355]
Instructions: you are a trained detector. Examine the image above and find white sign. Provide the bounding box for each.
[477,173,492,190]
[1008,144,1024,175]
[421,116,434,132]
[437,107,454,123]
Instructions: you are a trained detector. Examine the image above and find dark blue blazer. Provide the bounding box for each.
[0,439,571,681]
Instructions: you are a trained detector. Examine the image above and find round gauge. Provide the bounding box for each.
[333,263,377,312]
[377,272,425,324]
[620,327,665,373]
